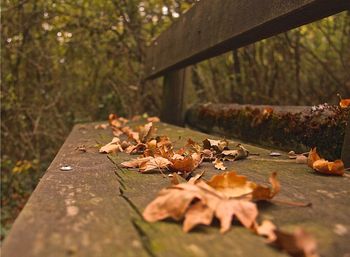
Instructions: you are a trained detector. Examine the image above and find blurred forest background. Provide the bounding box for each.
[1,0,349,240]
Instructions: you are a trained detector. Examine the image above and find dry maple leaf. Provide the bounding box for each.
[201,149,215,161]
[170,152,202,174]
[122,126,140,143]
[307,148,344,176]
[99,137,123,153]
[254,221,319,257]
[252,172,280,201]
[212,159,226,170]
[121,157,153,168]
[143,180,258,233]
[124,143,147,154]
[143,183,204,222]
[139,156,172,173]
[156,136,172,148]
[183,201,214,232]
[186,138,202,153]
[139,122,154,143]
[108,114,122,128]
[207,171,280,200]
[207,171,255,198]
[203,138,229,152]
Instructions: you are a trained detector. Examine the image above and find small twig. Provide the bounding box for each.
[157,166,167,178]
[270,199,312,207]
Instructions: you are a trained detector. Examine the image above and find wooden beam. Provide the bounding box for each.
[160,68,190,126]
[145,0,349,79]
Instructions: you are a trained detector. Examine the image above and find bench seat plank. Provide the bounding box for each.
[2,122,349,257]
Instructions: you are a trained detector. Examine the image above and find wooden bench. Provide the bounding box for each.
[2,1,350,257]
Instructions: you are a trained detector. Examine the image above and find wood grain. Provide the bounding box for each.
[2,122,350,257]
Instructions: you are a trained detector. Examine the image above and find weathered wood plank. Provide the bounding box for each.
[2,121,350,257]
[145,0,349,79]
[1,124,150,257]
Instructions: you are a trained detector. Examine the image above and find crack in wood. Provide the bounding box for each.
[131,219,158,257]
[113,169,159,257]
[114,171,127,190]
[118,187,143,218]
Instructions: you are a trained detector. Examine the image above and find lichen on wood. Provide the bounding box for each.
[186,103,349,160]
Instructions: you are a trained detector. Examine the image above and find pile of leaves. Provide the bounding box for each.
[99,114,249,176]
[97,113,347,257]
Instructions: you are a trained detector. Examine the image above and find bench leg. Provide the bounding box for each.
[161,68,190,126]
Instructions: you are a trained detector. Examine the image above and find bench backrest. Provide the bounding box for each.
[144,0,349,125]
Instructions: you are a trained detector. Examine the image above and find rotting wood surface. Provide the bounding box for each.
[2,122,350,257]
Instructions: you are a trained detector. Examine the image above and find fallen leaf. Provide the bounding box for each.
[112,129,123,137]
[207,171,280,200]
[170,172,187,185]
[212,159,226,170]
[183,201,214,232]
[339,98,350,109]
[186,139,202,153]
[147,116,160,122]
[307,148,321,168]
[99,137,123,153]
[139,156,172,173]
[121,157,153,168]
[201,149,215,161]
[203,138,228,152]
[272,228,319,257]
[108,113,122,128]
[171,155,199,173]
[263,107,273,116]
[156,136,172,148]
[252,172,280,201]
[207,171,255,198]
[143,180,258,233]
[215,198,258,233]
[120,140,131,150]
[118,117,129,125]
[143,183,204,222]
[307,148,344,176]
[127,143,147,154]
[312,159,344,176]
[187,170,205,184]
[139,122,154,143]
[217,144,249,161]
[122,126,140,143]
